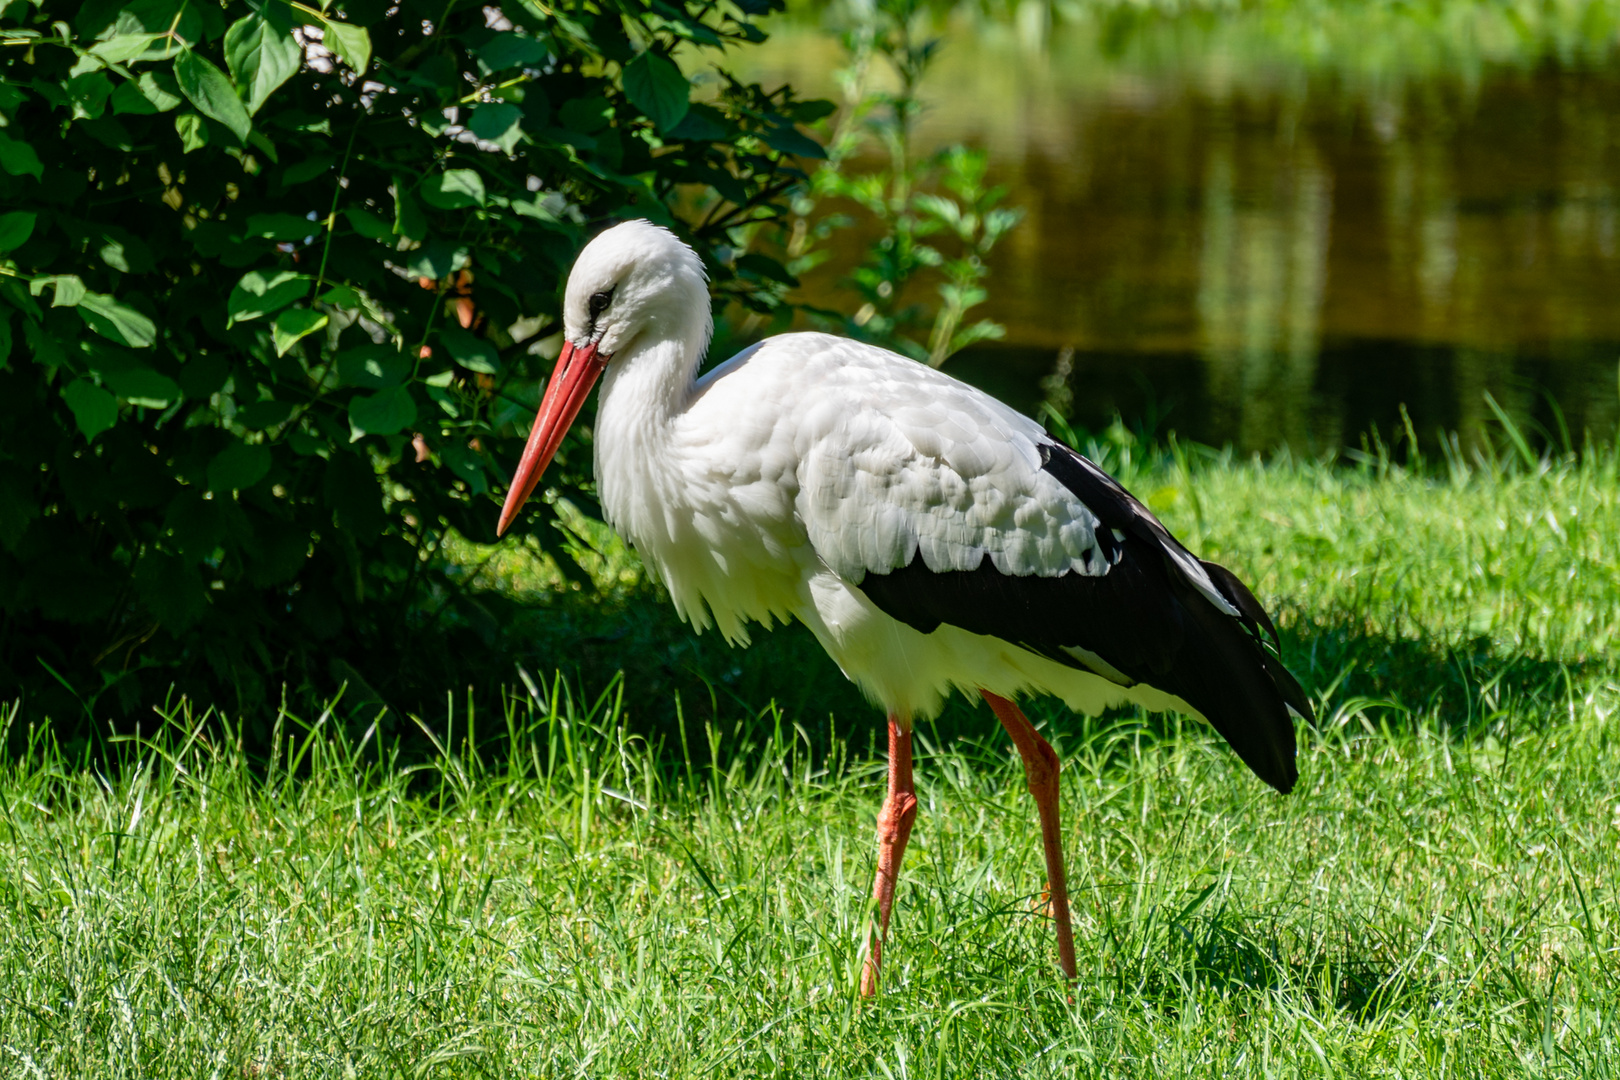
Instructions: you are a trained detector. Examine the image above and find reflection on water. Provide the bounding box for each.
[735,12,1620,451]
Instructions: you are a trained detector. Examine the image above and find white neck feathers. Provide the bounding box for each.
[591,298,710,543]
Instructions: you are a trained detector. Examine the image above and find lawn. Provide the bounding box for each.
[1,436,1617,1078]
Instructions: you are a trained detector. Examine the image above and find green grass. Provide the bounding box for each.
[3,440,1619,1077]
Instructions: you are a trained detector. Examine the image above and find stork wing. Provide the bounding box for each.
[797,367,1112,582]
[794,370,1307,793]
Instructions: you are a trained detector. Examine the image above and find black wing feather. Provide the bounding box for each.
[856,441,1307,794]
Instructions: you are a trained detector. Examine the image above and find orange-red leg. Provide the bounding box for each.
[860,712,918,998]
[982,690,1078,983]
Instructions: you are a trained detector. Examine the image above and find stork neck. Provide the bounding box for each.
[590,283,712,540]
[597,328,704,431]
[593,323,708,532]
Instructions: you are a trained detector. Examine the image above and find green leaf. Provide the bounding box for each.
[21,317,63,367]
[319,284,361,309]
[78,292,158,347]
[468,103,523,154]
[245,212,318,241]
[208,438,272,492]
[81,115,136,152]
[107,0,212,44]
[270,110,332,135]
[558,95,610,134]
[282,154,334,186]
[90,33,163,65]
[403,239,468,281]
[250,131,280,167]
[668,103,728,141]
[272,308,328,356]
[67,71,113,120]
[736,252,798,286]
[421,169,486,209]
[439,442,488,495]
[511,196,559,222]
[100,364,181,407]
[228,270,313,325]
[112,71,184,115]
[323,19,372,74]
[53,278,87,308]
[62,379,119,441]
[344,207,393,241]
[761,123,825,159]
[623,51,689,132]
[32,275,87,307]
[336,345,410,389]
[225,8,301,116]
[0,278,40,319]
[790,99,838,123]
[348,386,416,439]
[98,230,155,274]
[175,48,252,143]
[441,326,501,374]
[175,111,209,152]
[0,211,36,253]
[477,32,549,73]
[0,132,43,180]
[237,399,295,429]
[393,185,427,241]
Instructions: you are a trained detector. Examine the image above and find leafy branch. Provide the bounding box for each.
[783,0,1023,367]
[0,0,826,725]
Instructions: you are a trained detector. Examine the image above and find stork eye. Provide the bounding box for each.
[588,289,614,318]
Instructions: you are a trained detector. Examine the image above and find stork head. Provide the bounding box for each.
[497,220,709,537]
[561,219,709,359]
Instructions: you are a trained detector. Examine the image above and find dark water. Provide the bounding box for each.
[738,17,1620,452]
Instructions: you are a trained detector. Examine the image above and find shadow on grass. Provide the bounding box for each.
[14,547,1603,807]
[885,857,1440,1028]
[407,571,1609,777]
[1098,901,1433,1023]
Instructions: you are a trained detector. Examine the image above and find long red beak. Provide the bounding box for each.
[496,340,607,537]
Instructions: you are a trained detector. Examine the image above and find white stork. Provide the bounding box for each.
[497,220,1311,995]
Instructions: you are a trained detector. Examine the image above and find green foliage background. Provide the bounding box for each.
[0,0,826,735]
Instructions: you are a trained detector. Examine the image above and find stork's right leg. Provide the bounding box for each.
[981,690,1078,983]
[860,711,918,998]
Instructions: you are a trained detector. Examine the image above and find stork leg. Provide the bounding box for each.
[981,690,1078,983]
[860,711,918,998]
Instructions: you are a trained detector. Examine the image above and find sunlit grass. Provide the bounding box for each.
[1111,430,1620,666]
[3,440,1618,1076]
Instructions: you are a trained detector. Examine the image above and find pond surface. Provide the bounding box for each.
[734,10,1620,453]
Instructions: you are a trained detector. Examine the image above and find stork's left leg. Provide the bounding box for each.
[860,711,918,998]
[981,690,1078,983]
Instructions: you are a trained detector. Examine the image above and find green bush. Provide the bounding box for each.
[0,0,826,735]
